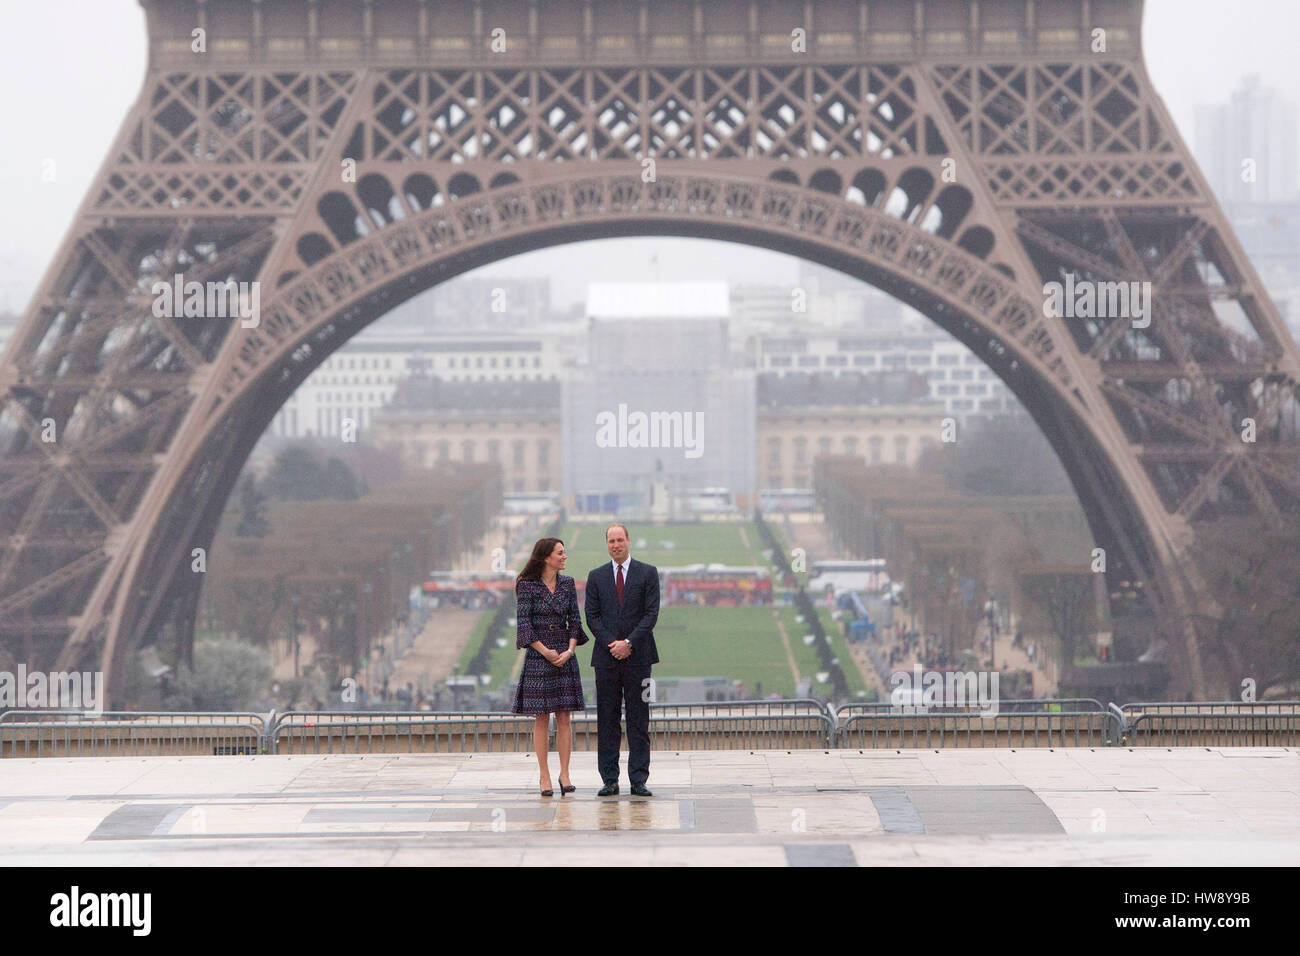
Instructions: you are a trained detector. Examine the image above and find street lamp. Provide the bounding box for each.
[345,595,357,674]
[362,578,374,652]
[291,594,301,678]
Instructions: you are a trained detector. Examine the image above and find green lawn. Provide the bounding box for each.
[556,521,773,573]
[454,606,521,692]
[649,605,795,698]
[452,601,802,700]
[450,522,866,702]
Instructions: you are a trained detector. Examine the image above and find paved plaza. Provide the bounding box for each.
[1,749,1297,866]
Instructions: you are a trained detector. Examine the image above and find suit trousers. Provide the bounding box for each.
[595,662,652,786]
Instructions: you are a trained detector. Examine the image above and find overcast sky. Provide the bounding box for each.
[1,0,1297,313]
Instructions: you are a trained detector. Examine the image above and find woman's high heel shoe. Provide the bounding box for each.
[540,776,554,797]
[558,774,576,795]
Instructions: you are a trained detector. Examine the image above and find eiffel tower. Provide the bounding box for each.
[2,0,1296,701]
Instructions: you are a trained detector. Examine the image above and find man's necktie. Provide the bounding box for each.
[616,563,624,603]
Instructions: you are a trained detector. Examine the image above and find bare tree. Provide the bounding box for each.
[1019,563,1098,671]
[1191,516,1300,698]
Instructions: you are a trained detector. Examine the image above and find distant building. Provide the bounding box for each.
[1195,76,1299,204]
[266,272,569,440]
[1219,201,1300,279]
[270,332,568,440]
[1194,78,1300,337]
[380,276,553,331]
[753,328,1016,425]
[731,263,905,334]
[562,281,757,517]
[370,377,562,494]
[363,307,961,503]
[756,372,945,487]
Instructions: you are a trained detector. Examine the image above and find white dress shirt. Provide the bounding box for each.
[611,558,632,647]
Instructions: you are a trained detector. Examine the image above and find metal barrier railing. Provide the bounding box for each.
[569,712,835,751]
[270,711,537,754]
[0,709,266,727]
[0,712,264,758]
[1119,700,1300,717]
[832,699,1106,746]
[636,698,834,719]
[4,700,1299,756]
[1114,700,1300,746]
[566,699,836,750]
[268,703,837,754]
[835,710,1120,749]
[1125,712,1300,747]
[836,698,1104,718]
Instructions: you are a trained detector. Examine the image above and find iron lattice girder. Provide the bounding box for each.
[1140,445,1239,463]
[1101,380,1228,446]
[11,373,194,391]
[256,170,1059,389]
[1015,209,1294,466]
[1136,445,1300,494]
[0,212,274,614]
[0,454,158,483]
[1,1,1298,703]
[354,62,936,165]
[0,550,111,620]
[1102,361,1280,383]
[1174,453,1243,521]
[7,404,122,530]
[1016,215,1268,361]
[0,617,77,637]
[0,391,191,502]
[6,532,115,550]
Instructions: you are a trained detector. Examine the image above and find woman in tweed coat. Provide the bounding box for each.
[512,537,588,796]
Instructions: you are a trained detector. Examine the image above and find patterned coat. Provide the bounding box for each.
[511,575,587,715]
[515,575,585,650]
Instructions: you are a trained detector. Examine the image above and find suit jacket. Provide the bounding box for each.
[585,557,660,669]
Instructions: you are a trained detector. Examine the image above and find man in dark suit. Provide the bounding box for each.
[585,522,659,796]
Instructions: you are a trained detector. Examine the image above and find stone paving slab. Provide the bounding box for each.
[0,749,1297,865]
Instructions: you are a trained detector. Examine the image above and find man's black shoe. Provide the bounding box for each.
[597,783,619,796]
[630,783,653,797]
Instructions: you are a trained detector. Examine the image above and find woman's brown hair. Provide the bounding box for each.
[516,537,564,588]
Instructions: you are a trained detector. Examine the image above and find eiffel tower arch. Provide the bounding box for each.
[2,0,1297,701]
